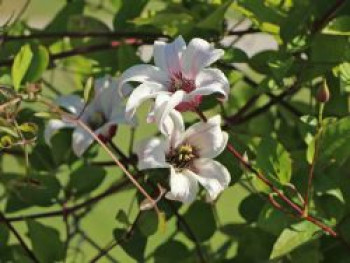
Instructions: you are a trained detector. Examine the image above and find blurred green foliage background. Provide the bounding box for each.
[0,0,350,262]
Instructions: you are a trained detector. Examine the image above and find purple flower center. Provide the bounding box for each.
[168,72,202,112]
[169,72,196,93]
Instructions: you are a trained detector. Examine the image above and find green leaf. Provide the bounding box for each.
[117,45,141,72]
[324,16,350,36]
[310,35,350,65]
[133,13,193,36]
[316,193,345,223]
[116,210,130,226]
[113,0,148,29]
[18,122,38,134]
[256,138,292,185]
[5,173,61,211]
[289,241,323,263]
[317,116,350,168]
[257,205,295,235]
[220,223,275,261]
[137,210,158,237]
[239,193,265,223]
[67,165,106,198]
[154,240,191,262]
[0,126,18,138]
[306,138,316,165]
[158,211,167,234]
[27,220,65,263]
[23,45,49,83]
[222,47,249,63]
[68,15,110,32]
[298,115,317,145]
[34,112,52,119]
[337,62,350,93]
[270,221,320,259]
[50,129,75,165]
[113,226,147,261]
[197,0,233,31]
[249,50,278,75]
[44,1,84,32]
[0,135,14,148]
[11,44,33,91]
[181,202,216,242]
[83,76,95,104]
[0,224,9,248]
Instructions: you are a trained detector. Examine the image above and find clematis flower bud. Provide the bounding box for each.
[44,76,135,156]
[316,80,330,103]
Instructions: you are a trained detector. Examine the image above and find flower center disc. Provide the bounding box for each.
[169,73,196,93]
[167,144,197,170]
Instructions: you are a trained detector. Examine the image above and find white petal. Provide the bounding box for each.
[154,36,186,75]
[183,115,228,158]
[153,93,185,134]
[94,75,113,94]
[134,138,169,170]
[161,109,185,139]
[191,68,229,100]
[182,38,224,78]
[56,95,84,115]
[118,64,169,95]
[193,159,231,201]
[45,119,73,146]
[153,90,186,137]
[125,82,169,120]
[110,106,135,126]
[165,167,198,203]
[72,128,94,157]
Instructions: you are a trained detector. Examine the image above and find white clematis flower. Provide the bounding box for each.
[119,36,229,122]
[45,76,133,157]
[134,112,230,203]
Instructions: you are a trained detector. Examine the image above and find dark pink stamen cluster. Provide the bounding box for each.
[169,72,196,93]
[169,72,202,112]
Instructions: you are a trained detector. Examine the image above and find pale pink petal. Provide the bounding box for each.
[183,115,228,158]
[154,36,186,75]
[72,127,94,157]
[165,167,198,203]
[134,138,169,170]
[192,158,231,201]
[181,38,224,78]
[125,82,170,120]
[152,90,186,138]
[94,76,113,94]
[191,68,229,100]
[118,64,169,95]
[56,95,84,116]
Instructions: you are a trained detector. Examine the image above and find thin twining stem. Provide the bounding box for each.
[303,103,325,216]
[89,212,141,263]
[1,177,134,222]
[38,97,160,215]
[195,108,337,237]
[0,212,39,262]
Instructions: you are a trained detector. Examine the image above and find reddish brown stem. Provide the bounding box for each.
[195,109,337,237]
[226,142,337,237]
